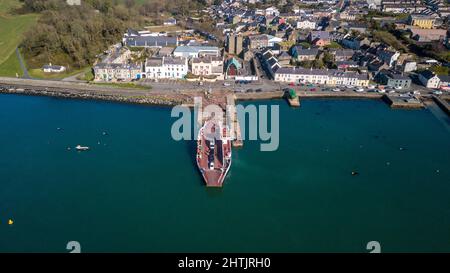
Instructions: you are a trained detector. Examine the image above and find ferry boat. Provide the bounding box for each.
[196,120,232,187]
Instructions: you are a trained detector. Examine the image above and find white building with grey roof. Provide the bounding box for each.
[274,67,370,87]
[144,57,188,80]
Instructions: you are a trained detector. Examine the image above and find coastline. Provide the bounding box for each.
[1,77,449,108]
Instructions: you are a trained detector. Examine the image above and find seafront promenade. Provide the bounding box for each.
[1,77,449,110]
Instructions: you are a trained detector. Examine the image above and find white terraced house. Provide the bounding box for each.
[144,57,188,80]
[274,67,370,87]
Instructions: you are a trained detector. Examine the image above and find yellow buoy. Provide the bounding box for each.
[8,219,14,225]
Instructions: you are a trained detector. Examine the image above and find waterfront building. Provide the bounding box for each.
[224,57,242,79]
[191,56,224,78]
[93,63,142,82]
[144,57,188,80]
[274,67,369,87]
[418,70,441,88]
[438,75,450,90]
[375,70,412,89]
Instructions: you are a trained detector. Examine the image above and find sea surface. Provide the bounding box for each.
[0,94,449,253]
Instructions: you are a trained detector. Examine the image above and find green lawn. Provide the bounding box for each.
[0,0,39,76]
[92,82,150,90]
[0,51,22,77]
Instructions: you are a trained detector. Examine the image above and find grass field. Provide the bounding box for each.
[0,0,39,76]
[92,82,150,90]
[0,50,23,77]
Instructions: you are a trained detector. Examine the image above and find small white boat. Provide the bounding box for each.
[75,145,90,151]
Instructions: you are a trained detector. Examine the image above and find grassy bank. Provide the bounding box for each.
[91,82,151,90]
[0,52,23,77]
[0,0,39,76]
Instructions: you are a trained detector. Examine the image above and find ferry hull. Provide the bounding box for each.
[196,120,232,187]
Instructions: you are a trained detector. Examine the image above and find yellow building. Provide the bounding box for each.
[408,14,434,29]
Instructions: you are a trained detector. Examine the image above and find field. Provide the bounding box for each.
[0,0,39,76]
[0,50,22,77]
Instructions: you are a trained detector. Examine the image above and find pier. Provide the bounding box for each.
[383,94,425,109]
[432,95,450,116]
[285,89,300,107]
[227,95,243,147]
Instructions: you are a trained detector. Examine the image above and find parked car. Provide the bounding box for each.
[332,88,341,92]
[246,89,254,92]
[433,90,443,95]
[413,90,421,95]
[223,82,231,87]
[310,88,317,91]
[255,88,263,92]
[354,88,364,92]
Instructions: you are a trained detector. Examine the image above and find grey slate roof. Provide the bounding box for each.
[125,36,178,47]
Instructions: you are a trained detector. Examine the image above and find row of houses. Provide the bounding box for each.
[274,67,370,87]
[94,43,251,82]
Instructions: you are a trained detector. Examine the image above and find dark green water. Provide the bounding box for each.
[0,94,449,253]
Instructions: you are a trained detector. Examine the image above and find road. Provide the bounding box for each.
[1,76,448,106]
[15,48,31,79]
